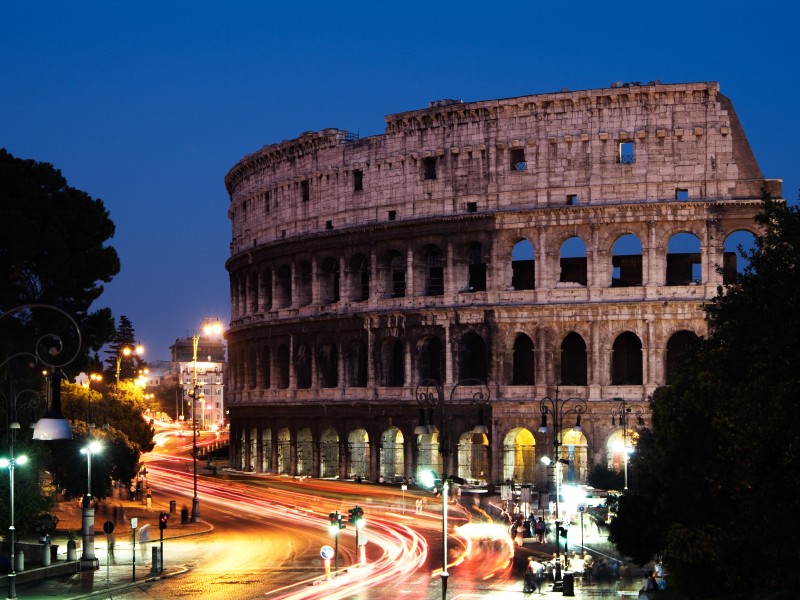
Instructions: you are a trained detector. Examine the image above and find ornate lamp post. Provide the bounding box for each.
[538,389,587,564]
[188,318,223,523]
[115,344,144,386]
[79,440,102,569]
[611,397,645,490]
[413,378,490,600]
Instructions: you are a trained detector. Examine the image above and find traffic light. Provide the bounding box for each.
[348,506,365,528]
[558,525,568,539]
[328,512,345,533]
[159,512,168,530]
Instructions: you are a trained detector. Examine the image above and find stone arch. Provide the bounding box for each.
[511,238,535,290]
[611,331,643,385]
[260,267,272,311]
[276,263,292,308]
[502,427,536,483]
[380,336,404,387]
[276,427,291,474]
[416,431,442,480]
[666,232,702,285]
[276,343,290,389]
[380,427,404,481]
[386,249,406,298]
[296,259,312,306]
[722,229,757,284]
[465,241,487,292]
[560,428,588,484]
[295,342,312,389]
[458,331,488,382]
[417,335,444,384]
[320,427,339,478]
[348,428,370,479]
[560,332,588,386]
[318,342,338,388]
[458,430,489,484]
[559,236,587,286]
[349,253,370,302]
[666,330,699,384]
[296,427,313,476]
[611,233,643,287]
[320,256,340,303]
[512,333,535,385]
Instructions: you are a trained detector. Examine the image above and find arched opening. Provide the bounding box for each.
[559,236,587,286]
[261,344,271,389]
[723,230,757,284]
[459,332,487,382]
[260,428,272,472]
[666,330,699,384]
[418,336,444,383]
[466,242,487,292]
[295,342,312,389]
[348,341,368,387]
[611,331,643,385]
[248,427,257,471]
[276,428,291,474]
[276,344,290,389]
[666,232,702,285]
[318,343,338,388]
[561,332,588,386]
[560,429,588,484]
[388,250,406,298]
[426,245,445,296]
[512,334,535,385]
[458,430,488,484]
[380,427,404,481]
[261,267,272,311]
[248,272,259,314]
[320,427,339,479]
[611,234,643,287]
[276,264,292,308]
[296,427,313,476]
[297,260,312,306]
[349,253,370,302]
[381,337,404,387]
[320,256,340,303]
[416,431,442,480]
[502,427,536,483]
[348,429,370,480]
[511,239,535,290]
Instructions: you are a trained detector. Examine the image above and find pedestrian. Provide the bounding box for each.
[639,571,658,599]
[523,557,537,593]
[534,517,546,543]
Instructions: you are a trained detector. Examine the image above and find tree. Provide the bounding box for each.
[0,148,120,377]
[104,315,146,381]
[609,197,800,599]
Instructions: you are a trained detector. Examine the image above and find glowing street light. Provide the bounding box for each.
[189,318,224,523]
[611,397,645,490]
[79,440,102,569]
[115,344,144,386]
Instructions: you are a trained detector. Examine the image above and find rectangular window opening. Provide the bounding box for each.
[618,141,635,164]
[388,210,396,221]
[467,202,477,213]
[301,180,310,201]
[353,169,363,192]
[325,220,333,230]
[423,157,437,180]
[510,147,526,171]
[567,194,578,206]
[676,188,689,200]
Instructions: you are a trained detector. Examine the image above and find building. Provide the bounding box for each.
[169,336,227,431]
[223,81,781,489]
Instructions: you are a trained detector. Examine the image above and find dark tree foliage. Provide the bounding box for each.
[103,315,146,381]
[609,197,800,599]
[587,463,625,491]
[0,148,120,378]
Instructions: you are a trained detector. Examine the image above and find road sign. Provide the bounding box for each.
[320,545,334,560]
[130,517,138,529]
[577,503,587,512]
[103,521,114,534]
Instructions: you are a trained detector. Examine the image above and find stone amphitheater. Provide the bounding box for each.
[223,81,780,494]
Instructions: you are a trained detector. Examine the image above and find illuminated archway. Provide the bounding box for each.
[502,427,536,483]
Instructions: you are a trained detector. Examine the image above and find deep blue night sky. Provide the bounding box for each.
[2,0,797,359]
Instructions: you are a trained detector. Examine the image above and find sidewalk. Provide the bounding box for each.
[2,491,212,598]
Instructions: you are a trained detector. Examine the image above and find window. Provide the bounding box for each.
[388,210,396,221]
[510,147,526,171]
[325,220,333,230]
[301,180,310,201]
[618,141,635,164]
[567,194,578,206]
[353,169,363,192]
[467,202,477,213]
[676,188,689,200]
[264,191,270,212]
[423,157,437,180]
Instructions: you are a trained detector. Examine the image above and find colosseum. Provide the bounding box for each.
[224,81,781,493]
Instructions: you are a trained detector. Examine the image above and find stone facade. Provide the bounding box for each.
[224,81,781,490]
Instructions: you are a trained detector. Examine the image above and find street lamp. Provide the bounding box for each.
[79,440,102,569]
[414,378,490,600]
[538,388,587,564]
[1,387,33,600]
[611,397,645,490]
[189,318,224,523]
[115,344,144,386]
[84,372,102,428]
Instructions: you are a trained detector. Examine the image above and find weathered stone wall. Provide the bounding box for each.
[224,82,780,489]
